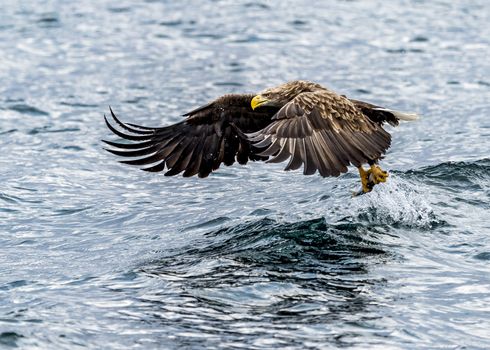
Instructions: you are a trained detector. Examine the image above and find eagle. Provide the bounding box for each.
[103,80,418,194]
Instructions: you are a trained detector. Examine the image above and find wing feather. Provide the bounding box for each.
[102,139,156,150]
[104,115,153,141]
[314,131,341,176]
[164,140,196,176]
[182,135,205,177]
[141,159,166,172]
[105,144,160,158]
[247,90,392,177]
[119,136,184,166]
[285,139,303,171]
[266,139,291,164]
[104,96,277,177]
[109,108,153,135]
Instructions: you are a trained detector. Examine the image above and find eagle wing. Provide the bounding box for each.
[103,94,276,178]
[248,90,392,177]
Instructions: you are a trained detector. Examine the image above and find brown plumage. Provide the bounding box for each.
[103,80,417,186]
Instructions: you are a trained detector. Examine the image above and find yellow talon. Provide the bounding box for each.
[358,166,374,193]
[370,164,389,184]
[355,164,389,196]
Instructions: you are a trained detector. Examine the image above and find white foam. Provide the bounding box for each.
[352,175,438,229]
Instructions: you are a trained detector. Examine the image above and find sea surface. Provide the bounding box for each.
[1,1,489,349]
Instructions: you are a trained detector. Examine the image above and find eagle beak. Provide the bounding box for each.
[251,95,269,110]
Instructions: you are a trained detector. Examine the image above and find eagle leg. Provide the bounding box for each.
[358,166,375,193]
[370,164,389,184]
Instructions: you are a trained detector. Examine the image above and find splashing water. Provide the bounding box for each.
[352,175,440,229]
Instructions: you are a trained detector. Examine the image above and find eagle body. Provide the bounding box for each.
[104,81,417,190]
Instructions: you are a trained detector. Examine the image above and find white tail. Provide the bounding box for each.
[374,108,420,121]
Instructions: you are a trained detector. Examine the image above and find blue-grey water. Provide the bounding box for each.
[1,1,489,349]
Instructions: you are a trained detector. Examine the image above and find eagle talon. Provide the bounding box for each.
[370,164,389,184]
[356,164,388,195]
[358,166,375,193]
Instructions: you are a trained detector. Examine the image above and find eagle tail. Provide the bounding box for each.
[373,108,419,121]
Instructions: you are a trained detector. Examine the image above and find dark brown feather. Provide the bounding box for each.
[285,139,303,171]
[182,135,205,177]
[104,97,278,177]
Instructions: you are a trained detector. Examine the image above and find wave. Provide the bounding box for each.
[401,159,490,190]
[0,332,24,348]
[204,217,388,261]
[144,217,389,281]
[141,217,390,316]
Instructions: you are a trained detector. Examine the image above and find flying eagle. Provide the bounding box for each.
[103,80,418,194]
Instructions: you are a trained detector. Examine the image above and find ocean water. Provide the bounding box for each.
[1,0,489,349]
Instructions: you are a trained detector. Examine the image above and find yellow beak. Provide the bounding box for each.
[251,95,269,110]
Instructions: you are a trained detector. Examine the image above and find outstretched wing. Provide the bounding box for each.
[103,95,277,177]
[248,90,391,177]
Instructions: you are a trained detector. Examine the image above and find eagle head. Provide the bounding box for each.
[251,80,322,110]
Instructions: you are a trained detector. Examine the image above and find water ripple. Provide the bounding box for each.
[1,0,489,348]
[7,104,49,116]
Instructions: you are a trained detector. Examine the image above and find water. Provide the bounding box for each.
[1,0,489,348]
